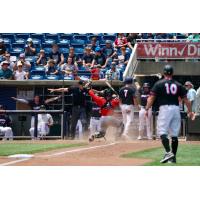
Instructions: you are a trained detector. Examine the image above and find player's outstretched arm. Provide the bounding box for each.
[48,88,68,93]
[11,97,29,104]
[183,97,195,120]
[44,95,62,104]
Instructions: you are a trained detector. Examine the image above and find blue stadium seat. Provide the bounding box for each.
[57,43,69,49]
[60,33,74,41]
[34,66,45,71]
[5,43,11,52]
[60,48,69,54]
[63,76,74,80]
[58,39,70,45]
[103,35,117,41]
[71,39,85,46]
[30,75,44,80]
[45,33,59,42]
[12,43,25,49]
[88,35,103,41]
[42,43,53,49]
[14,38,26,44]
[74,48,84,54]
[43,47,52,54]
[15,33,30,40]
[46,75,59,80]
[32,39,41,45]
[1,34,15,42]
[71,44,85,49]
[44,39,55,45]
[74,35,88,41]
[31,69,46,77]
[3,38,11,44]
[30,33,45,42]
[25,56,37,63]
[77,70,91,80]
[10,50,23,57]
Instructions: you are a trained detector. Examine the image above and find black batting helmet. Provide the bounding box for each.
[103,89,113,98]
[124,77,133,84]
[163,65,173,75]
[142,82,150,88]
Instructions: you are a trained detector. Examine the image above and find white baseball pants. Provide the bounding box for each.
[89,117,101,136]
[0,126,13,139]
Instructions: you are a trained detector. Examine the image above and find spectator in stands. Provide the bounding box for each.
[91,47,106,68]
[49,43,64,66]
[105,62,120,80]
[25,38,36,56]
[13,61,28,80]
[127,33,140,49]
[61,57,77,80]
[187,33,200,42]
[45,59,59,75]
[90,64,101,80]
[114,33,128,50]
[14,53,31,73]
[0,61,13,79]
[68,47,78,66]
[0,39,7,56]
[76,58,86,71]
[102,40,116,59]
[36,49,48,66]
[1,53,15,70]
[89,37,98,53]
[118,47,130,65]
[82,47,94,69]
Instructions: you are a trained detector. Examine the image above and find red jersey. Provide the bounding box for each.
[114,37,128,46]
[89,89,119,116]
[90,68,100,80]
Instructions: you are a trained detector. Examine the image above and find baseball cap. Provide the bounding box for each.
[184,81,193,86]
[40,105,46,110]
[19,53,25,58]
[105,40,111,44]
[111,62,116,66]
[1,60,9,65]
[95,47,101,52]
[17,61,23,66]
[27,38,33,42]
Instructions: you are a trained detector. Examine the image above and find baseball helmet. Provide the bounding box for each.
[103,89,113,98]
[124,77,133,84]
[163,65,173,75]
[40,105,46,110]
[142,82,150,88]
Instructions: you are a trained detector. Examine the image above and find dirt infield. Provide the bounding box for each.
[0,139,199,166]
[0,140,160,166]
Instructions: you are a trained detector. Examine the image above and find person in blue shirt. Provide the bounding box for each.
[0,61,13,79]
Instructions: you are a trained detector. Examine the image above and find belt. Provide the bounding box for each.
[91,117,100,120]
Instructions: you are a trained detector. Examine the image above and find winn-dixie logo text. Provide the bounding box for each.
[137,43,200,58]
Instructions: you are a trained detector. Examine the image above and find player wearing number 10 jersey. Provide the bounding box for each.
[145,65,194,164]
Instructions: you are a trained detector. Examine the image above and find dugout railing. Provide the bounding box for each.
[0,110,67,139]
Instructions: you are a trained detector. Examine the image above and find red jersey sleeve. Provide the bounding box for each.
[111,98,120,108]
[88,90,105,107]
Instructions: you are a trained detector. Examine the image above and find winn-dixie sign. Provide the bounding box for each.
[137,42,200,58]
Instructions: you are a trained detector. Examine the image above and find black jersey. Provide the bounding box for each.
[0,114,11,127]
[119,86,136,105]
[151,78,187,107]
[90,102,101,118]
[139,89,150,107]
[28,100,45,110]
[68,86,88,107]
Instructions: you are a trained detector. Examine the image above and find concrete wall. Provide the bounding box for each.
[135,61,200,75]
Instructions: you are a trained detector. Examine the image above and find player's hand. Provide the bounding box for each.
[188,112,195,121]
[48,89,55,93]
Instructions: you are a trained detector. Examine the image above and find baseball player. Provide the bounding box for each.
[29,105,54,140]
[0,105,13,140]
[138,82,152,140]
[88,101,101,139]
[88,88,123,142]
[119,77,139,139]
[145,65,194,163]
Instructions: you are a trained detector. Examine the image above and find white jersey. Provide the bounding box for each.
[14,70,27,80]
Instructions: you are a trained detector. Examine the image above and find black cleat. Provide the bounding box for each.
[89,135,95,142]
[160,152,174,163]
[168,157,176,164]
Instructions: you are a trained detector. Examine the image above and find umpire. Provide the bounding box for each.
[48,80,88,139]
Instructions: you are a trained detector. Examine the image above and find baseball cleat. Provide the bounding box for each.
[160,152,174,163]
[89,135,95,142]
[167,157,176,164]
[137,136,143,140]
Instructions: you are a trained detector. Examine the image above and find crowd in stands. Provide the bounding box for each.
[0,33,135,81]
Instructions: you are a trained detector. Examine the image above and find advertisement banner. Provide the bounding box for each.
[137,42,200,58]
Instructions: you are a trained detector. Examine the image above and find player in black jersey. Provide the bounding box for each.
[145,65,194,163]
[138,82,152,140]
[119,77,139,139]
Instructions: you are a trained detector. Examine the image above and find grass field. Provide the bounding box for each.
[122,144,200,166]
[0,143,86,156]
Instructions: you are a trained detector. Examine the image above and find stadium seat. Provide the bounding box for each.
[59,33,74,41]
[25,56,37,63]
[1,34,15,42]
[57,43,70,49]
[45,33,59,42]
[71,44,85,49]
[77,70,91,77]
[30,33,45,42]
[31,69,46,78]
[4,43,11,52]
[88,35,103,41]
[34,66,45,71]
[30,75,44,80]
[42,43,53,49]
[10,50,23,57]
[44,39,55,45]
[15,33,30,40]
[58,39,70,45]
[3,38,11,44]
[74,48,84,54]
[46,75,59,80]
[43,47,52,54]
[103,35,117,41]
[14,39,25,44]
[32,39,41,45]
[74,35,88,41]
[12,43,25,49]
[60,48,69,54]
[63,76,74,80]
[71,39,85,46]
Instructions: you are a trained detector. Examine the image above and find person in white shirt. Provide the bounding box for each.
[184,81,197,112]
[13,61,28,80]
[29,105,54,140]
[105,62,120,80]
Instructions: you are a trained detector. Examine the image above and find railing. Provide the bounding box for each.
[1,110,67,139]
[136,39,188,43]
[123,43,138,79]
